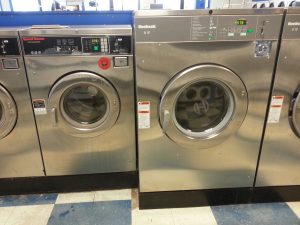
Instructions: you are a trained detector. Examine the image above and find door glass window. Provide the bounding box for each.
[175,81,231,133]
[62,84,107,124]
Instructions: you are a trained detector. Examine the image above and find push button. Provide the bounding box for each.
[114,57,128,67]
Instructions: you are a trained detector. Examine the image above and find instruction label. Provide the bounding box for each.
[268,96,284,123]
[33,99,47,115]
[138,101,150,129]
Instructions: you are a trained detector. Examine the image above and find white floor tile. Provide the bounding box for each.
[2,204,54,225]
[94,189,132,202]
[172,207,218,225]
[55,191,95,204]
[132,206,217,225]
[0,206,15,225]
[287,201,300,218]
[132,207,175,225]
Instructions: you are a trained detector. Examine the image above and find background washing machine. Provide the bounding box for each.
[256,9,300,187]
[20,26,136,176]
[0,28,44,178]
[135,9,283,195]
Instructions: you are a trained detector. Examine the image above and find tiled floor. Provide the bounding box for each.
[0,189,300,225]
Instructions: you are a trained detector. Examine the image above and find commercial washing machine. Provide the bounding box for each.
[256,9,300,187]
[20,26,136,176]
[0,28,44,178]
[135,9,283,193]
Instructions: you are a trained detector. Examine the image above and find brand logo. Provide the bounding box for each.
[288,22,300,26]
[137,25,156,29]
[22,37,46,41]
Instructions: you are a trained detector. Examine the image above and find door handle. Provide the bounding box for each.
[51,108,57,127]
[162,109,170,133]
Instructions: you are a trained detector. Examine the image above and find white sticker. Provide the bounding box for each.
[138,101,150,129]
[267,96,284,123]
[33,99,47,115]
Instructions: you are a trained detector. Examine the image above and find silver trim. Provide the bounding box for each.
[0,85,17,140]
[48,72,120,138]
[290,87,300,138]
[134,9,284,17]
[173,80,235,139]
[159,64,248,148]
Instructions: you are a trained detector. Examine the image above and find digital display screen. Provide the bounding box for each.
[235,19,247,25]
[91,38,100,52]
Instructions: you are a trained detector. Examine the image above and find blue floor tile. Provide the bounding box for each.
[212,203,300,225]
[47,200,131,225]
[0,193,57,207]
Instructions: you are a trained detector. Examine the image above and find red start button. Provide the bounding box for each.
[98,57,111,70]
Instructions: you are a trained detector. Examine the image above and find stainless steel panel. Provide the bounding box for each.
[135,14,282,42]
[135,8,282,193]
[21,25,132,36]
[0,32,44,178]
[256,38,300,186]
[23,54,136,176]
[282,15,300,39]
[136,39,279,192]
[134,9,284,17]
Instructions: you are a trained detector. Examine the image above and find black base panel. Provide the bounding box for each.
[139,188,253,209]
[0,171,137,196]
[252,186,300,203]
[139,186,300,209]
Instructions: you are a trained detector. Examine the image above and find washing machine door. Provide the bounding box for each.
[289,86,300,138]
[48,72,120,137]
[159,64,248,148]
[0,85,17,139]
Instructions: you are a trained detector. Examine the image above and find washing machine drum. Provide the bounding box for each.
[0,85,17,139]
[48,72,120,138]
[159,64,248,148]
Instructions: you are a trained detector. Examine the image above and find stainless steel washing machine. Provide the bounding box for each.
[256,9,300,187]
[20,26,136,176]
[135,9,283,193]
[0,28,44,178]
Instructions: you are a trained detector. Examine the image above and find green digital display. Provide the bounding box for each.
[235,19,247,25]
[91,38,100,52]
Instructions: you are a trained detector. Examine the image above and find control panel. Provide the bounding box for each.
[0,38,20,56]
[282,15,300,39]
[135,14,283,42]
[22,36,132,55]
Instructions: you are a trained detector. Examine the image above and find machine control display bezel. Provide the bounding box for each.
[22,36,132,56]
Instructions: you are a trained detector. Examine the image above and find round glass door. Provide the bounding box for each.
[62,85,108,125]
[289,86,300,138]
[0,85,17,139]
[48,72,120,137]
[160,64,248,148]
[174,81,234,138]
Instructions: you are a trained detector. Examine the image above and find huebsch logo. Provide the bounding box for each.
[138,25,157,29]
[288,22,300,26]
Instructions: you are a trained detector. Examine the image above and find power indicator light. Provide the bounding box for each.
[93,46,99,51]
[247,29,253,33]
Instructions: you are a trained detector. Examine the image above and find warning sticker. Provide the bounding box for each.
[33,99,47,115]
[267,96,284,123]
[138,101,150,129]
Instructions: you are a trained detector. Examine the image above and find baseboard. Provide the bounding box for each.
[139,187,253,209]
[0,171,138,195]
